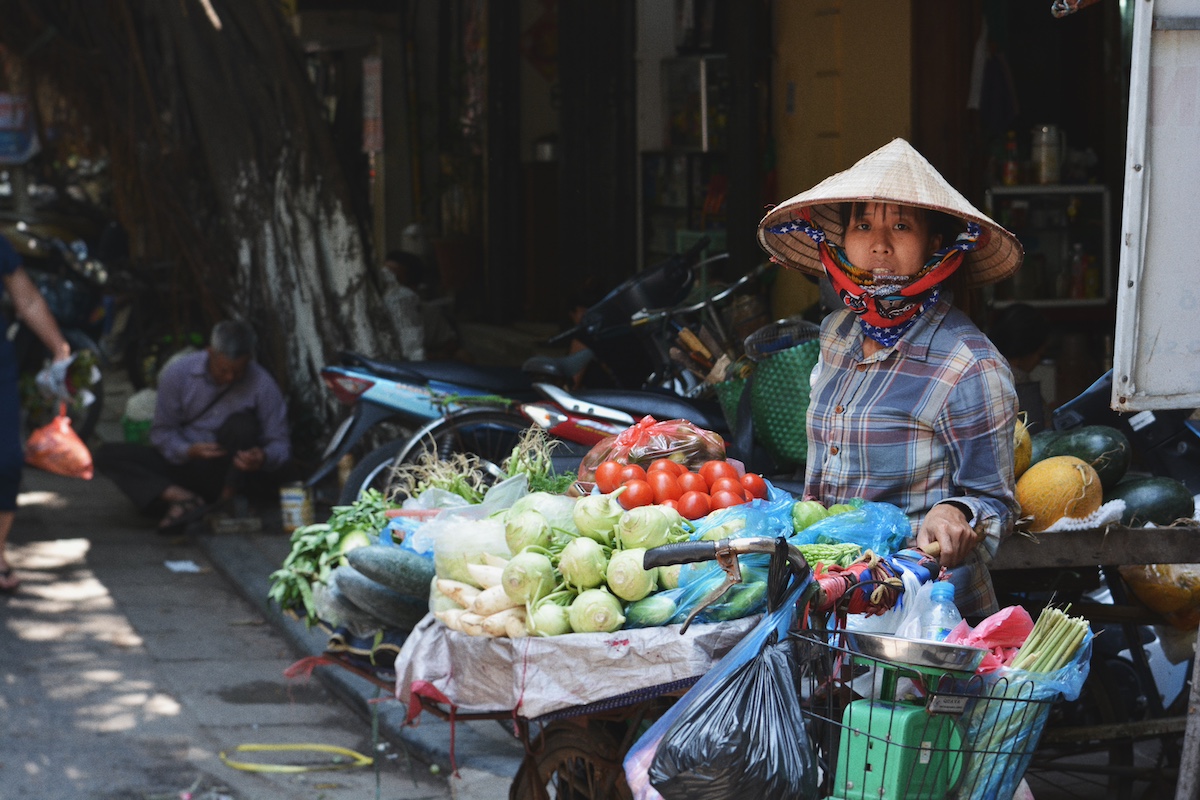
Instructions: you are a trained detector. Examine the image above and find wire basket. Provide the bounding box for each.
[743,318,821,362]
[793,630,1060,800]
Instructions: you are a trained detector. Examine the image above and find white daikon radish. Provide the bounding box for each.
[466,563,505,589]
[459,611,487,636]
[436,579,481,609]
[471,584,523,617]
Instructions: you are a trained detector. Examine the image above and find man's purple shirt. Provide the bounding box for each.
[149,350,291,469]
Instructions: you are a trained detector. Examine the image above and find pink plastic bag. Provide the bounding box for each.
[25,410,94,480]
[946,605,1034,674]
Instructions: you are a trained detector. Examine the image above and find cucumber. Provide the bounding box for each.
[346,544,437,597]
[701,580,768,622]
[1044,425,1132,489]
[312,580,387,637]
[332,565,429,632]
[624,592,679,628]
[1105,476,1196,527]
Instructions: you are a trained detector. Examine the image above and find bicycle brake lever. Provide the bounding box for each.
[679,541,743,634]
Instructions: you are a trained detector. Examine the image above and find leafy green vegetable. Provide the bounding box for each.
[267,489,397,623]
[503,426,577,494]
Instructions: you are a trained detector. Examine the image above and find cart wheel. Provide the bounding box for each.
[509,721,633,800]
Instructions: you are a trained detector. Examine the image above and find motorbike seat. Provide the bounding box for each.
[571,388,729,435]
[338,352,534,394]
[522,349,595,381]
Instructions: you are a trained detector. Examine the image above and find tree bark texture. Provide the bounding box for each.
[0,0,400,439]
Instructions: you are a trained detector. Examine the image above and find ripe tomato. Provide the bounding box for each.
[678,490,712,520]
[617,463,647,485]
[594,460,624,494]
[699,460,739,487]
[709,477,746,498]
[618,479,655,509]
[709,490,745,510]
[741,473,768,500]
[647,470,683,504]
[647,459,685,476]
[677,471,709,494]
[660,498,679,512]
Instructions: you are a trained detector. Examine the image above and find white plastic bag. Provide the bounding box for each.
[404,474,528,555]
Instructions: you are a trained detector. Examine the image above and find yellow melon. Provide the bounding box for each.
[1014,455,1103,532]
[1014,415,1032,479]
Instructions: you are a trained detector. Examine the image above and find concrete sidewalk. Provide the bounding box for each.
[192,524,527,797]
[0,365,523,799]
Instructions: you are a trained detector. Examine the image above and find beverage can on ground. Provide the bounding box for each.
[280,482,314,532]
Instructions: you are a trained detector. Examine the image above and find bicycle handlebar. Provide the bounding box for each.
[630,260,773,328]
[643,535,811,575]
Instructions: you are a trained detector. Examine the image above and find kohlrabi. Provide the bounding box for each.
[557,536,610,591]
[572,491,625,546]
[604,547,658,602]
[568,588,626,633]
[500,550,557,604]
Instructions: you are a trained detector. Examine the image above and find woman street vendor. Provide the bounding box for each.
[757,138,1024,618]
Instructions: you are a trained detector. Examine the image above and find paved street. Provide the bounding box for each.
[0,465,462,800]
[0,368,524,800]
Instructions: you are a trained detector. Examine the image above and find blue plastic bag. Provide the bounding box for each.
[960,630,1093,800]
[788,500,913,556]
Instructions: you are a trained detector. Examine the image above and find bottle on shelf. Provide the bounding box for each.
[1069,243,1088,300]
[920,581,963,643]
[1002,131,1021,186]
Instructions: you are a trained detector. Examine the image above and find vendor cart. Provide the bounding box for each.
[382,537,1071,800]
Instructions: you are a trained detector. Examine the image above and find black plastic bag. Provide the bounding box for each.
[648,634,819,799]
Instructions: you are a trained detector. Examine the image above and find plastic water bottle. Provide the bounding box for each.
[921,582,963,642]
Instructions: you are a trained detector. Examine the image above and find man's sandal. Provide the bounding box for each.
[158,496,209,534]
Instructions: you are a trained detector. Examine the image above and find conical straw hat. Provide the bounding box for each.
[757,138,1023,289]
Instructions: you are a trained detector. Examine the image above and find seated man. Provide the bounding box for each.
[96,320,291,532]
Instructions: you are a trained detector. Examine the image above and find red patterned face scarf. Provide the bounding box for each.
[766,209,987,347]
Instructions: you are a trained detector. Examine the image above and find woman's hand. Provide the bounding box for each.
[916,503,980,568]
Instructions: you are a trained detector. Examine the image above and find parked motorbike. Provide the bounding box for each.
[307,239,730,498]
[0,219,110,440]
[328,253,793,505]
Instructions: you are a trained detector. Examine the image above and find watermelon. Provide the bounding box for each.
[1044,425,1132,489]
[1029,429,1064,467]
[1105,476,1196,527]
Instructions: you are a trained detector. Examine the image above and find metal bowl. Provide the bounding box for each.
[842,630,987,674]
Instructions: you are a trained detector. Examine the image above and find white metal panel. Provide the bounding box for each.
[1113,0,1200,410]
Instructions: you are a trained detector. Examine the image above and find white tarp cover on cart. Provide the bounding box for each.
[393,613,759,721]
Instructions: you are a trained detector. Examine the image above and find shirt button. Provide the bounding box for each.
[830,445,839,455]
[834,405,844,414]
[856,364,867,372]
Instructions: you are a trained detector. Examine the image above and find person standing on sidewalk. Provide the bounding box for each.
[95,320,292,532]
[0,233,72,592]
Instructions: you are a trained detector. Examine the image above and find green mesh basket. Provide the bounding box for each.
[749,340,819,468]
[714,377,748,433]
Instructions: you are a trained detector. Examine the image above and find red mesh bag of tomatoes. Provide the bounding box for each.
[577,415,726,484]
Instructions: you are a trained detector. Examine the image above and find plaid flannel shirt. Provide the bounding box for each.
[804,298,1019,617]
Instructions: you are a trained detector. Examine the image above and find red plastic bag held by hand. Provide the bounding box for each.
[578,415,725,483]
[25,408,94,480]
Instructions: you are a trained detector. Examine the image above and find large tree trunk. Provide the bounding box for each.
[0,0,399,442]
